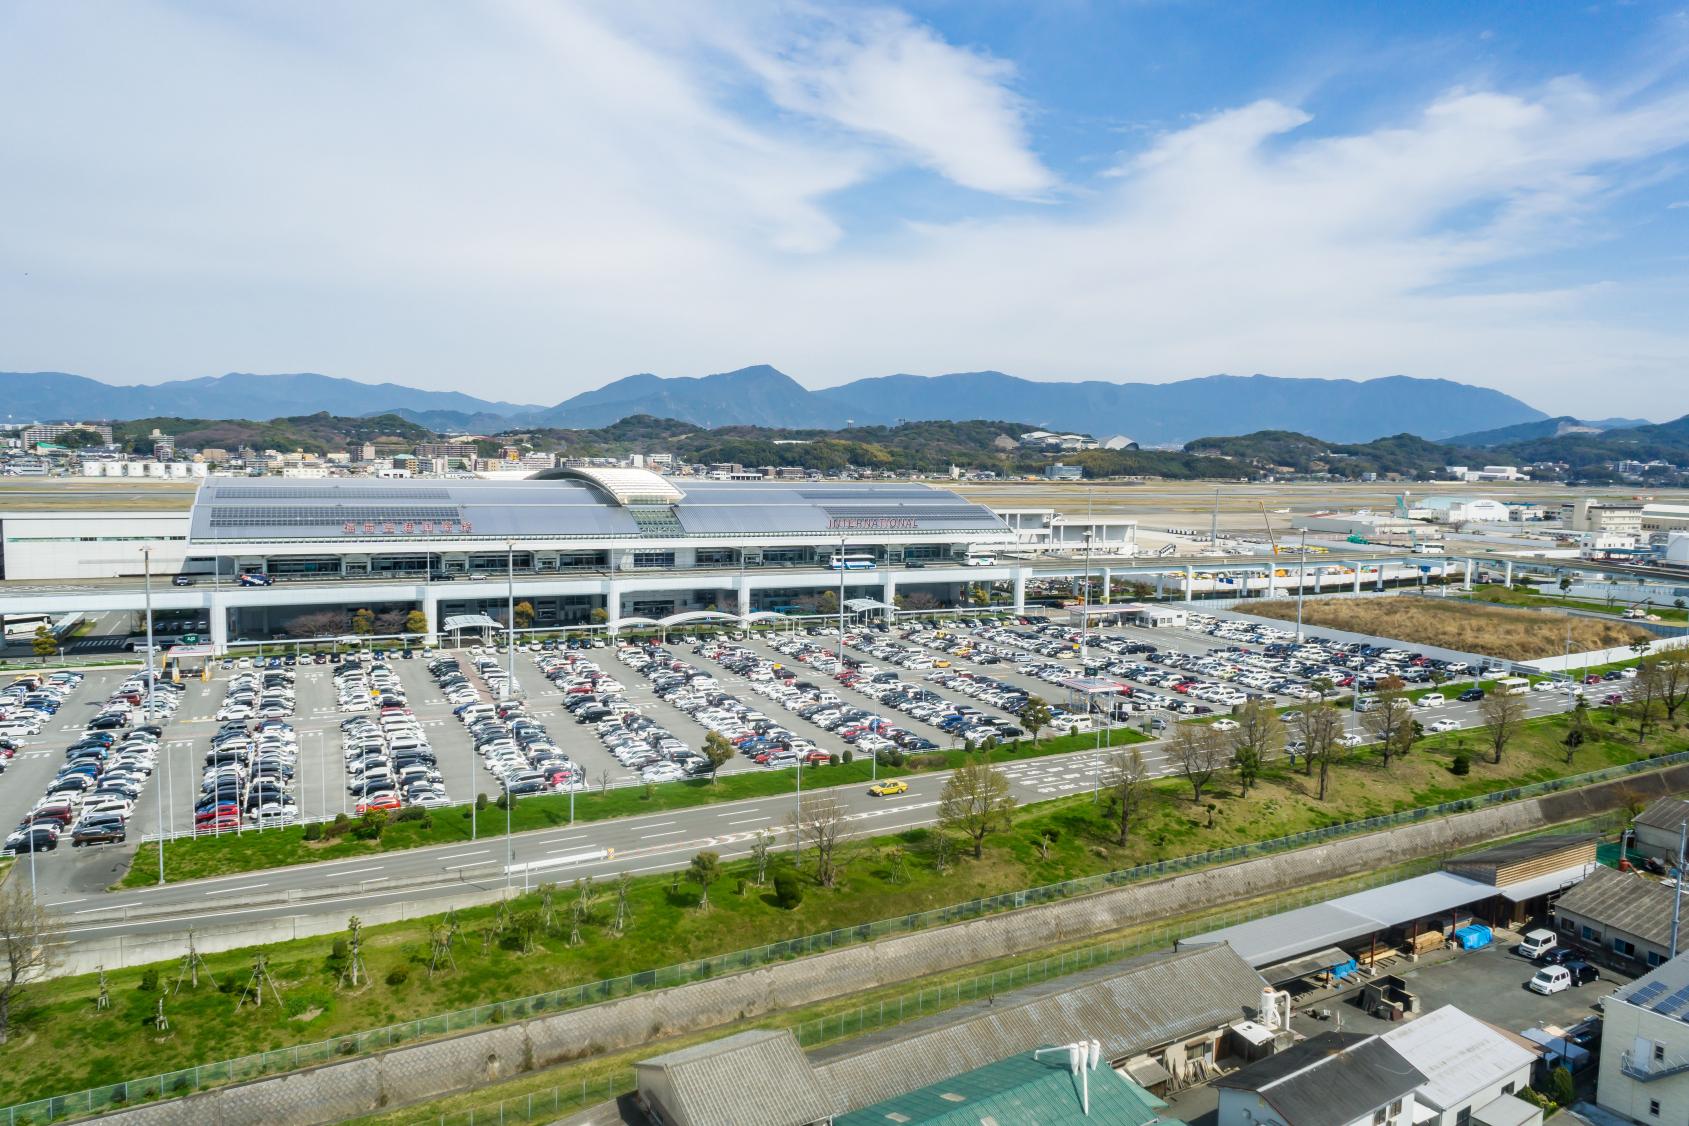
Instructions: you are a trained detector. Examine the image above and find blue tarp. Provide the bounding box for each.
[1453,924,1493,950]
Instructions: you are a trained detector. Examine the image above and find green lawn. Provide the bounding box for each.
[122,727,1147,886]
[8,706,1678,1110]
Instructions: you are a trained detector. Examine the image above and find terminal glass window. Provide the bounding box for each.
[266,556,343,576]
[631,552,675,569]
[468,552,532,572]
[696,549,737,566]
[762,548,807,565]
[372,554,429,574]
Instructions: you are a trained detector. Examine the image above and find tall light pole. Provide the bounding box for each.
[1295,528,1307,644]
[792,754,804,856]
[835,534,847,666]
[143,546,165,886]
[1079,530,1093,669]
[504,539,517,700]
[503,782,513,897]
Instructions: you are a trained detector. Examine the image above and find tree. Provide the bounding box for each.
[1102,748,1149,846]
[703,730,735,784]
[1228,698,1283,797]
[403,610,428,636]
[790,793,851,887]
[57,428,106,449]
[814,590,840,617]
[30,625,57,659]
[1169,722,1225,803]
[0,882,62,1044]
[351,608,375,636]
[284,610,350,639]
[589,607,609,625]
[1558,575,1573,600]
[1478,689,1528,764]
[937,760,1016,859]
[512,601,535,630]
[1300,703,1345,801]
[686,851,720,911]
[1019,697,1052,745]
[772,868,803,909]
[1652,652,1689,724]
[1360,690,1412,768]
[1629,662,1666,744]
[1564,696,1590,765]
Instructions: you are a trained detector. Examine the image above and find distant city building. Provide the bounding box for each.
[21,421,113,446]
[1641,503,1689,535]
[148,428,175,459]
[1100,434,1138,450]
[1444,464,1528,482]
[1020,430,1098,452]
[1565,498,1644,537]
[79,460,206,479]
[1417,496,1509,524]
[414,441,477,461]
[1044,463,1083,480]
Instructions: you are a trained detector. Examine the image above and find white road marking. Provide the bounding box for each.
[211,883,268,894]
[436,849,491,860]
[641,829,685,839]
[727,816,769,825]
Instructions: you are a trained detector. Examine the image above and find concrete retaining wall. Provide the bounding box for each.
[84,763,1689,1126]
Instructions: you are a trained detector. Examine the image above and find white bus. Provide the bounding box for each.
[964,550,997,567]
[828,554,877,572]
[1495,676,1530,696]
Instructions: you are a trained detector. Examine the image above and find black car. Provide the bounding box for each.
[1458,688,1485,702]
[72,821,127,846]
[1535,945,1578,966]
[1564,960,1601,987]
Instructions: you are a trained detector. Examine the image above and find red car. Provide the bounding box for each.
[355,793,402,814]
[194,804,239,824]
[194,816,241,835]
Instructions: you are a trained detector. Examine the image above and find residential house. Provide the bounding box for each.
[1382,1006,1540,1126]
[1634,798,1689,862]
[1214,1032,1424,1126]
[1597,953,1689,1124]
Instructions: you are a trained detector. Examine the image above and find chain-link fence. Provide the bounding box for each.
[2,757,1672,1126]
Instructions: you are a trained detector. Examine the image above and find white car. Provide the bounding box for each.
[1415,693,1446,708]
[1337,733,1365,748]
[1210,719,1239,732]
[1427,718,1462,733]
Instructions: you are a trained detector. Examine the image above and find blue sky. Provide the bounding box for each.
[2,1,1688,416]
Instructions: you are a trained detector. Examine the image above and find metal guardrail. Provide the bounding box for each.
[2,753,1681,1125]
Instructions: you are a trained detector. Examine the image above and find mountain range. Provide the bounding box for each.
[0,364,1573,444]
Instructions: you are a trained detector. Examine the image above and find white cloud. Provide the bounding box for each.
[0,2,1687,416]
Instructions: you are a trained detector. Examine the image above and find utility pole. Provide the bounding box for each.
[1079,530,1093,669]
[1674,820,1687,958]
[1210,487,1219,546]
[835,534,846,666]
[1295,528,1307,644]
[504,539,517,700]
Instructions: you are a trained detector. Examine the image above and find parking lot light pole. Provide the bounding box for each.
[143,546,166,885]
[504,783,514,896]
[1295,529,1307,644]
[504,540,517,700]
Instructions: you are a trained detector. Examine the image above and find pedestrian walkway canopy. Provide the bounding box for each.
[1177,871,1498,967]
[442,614,501,631]
[844,598,894,613]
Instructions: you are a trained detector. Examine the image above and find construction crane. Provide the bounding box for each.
[1258,502,1281,556]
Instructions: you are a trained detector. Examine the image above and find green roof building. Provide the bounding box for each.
[837,1047,1180,1126]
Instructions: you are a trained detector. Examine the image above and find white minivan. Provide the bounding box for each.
[1516,929,1557,960]
[1528,966,1571,995]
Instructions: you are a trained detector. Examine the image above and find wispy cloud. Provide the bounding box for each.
[0,1,1687,415]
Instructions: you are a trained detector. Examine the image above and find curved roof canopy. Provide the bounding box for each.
[532,466,684,507]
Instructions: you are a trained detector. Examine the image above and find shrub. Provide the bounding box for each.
[772,869,803,910]
[827,752,840,766]
[475,793,489,811]
[137,969,158,992]
[394,806,427,823]
[302,822,324,842]
[325,812,353,839]
[841,749,854,765]
[1450,752,1472,776]
[350,809,388,841]
[1548,1066,1575,1107]
[385,965,410,987]
[330,938,349,965]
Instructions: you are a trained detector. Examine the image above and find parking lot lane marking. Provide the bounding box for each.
[210,883,268,894]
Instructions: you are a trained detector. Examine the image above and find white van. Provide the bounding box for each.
[1516,929,1557,960]
[1416,693,1446,709]
[1528,966,1571,995]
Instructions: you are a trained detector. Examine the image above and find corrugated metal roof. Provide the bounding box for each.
[834,1049,1169,1126]
[1635,797,1689,832]
[1553,864,1676,947]
[1214,1033,1425,1126]
[1449,834,1596,868]
[635,1029,833,1126]
[812,945,1265,1114]
[1497,863,1594,903]
[1382,1006,1535,1111]
[1178,872,1498,966]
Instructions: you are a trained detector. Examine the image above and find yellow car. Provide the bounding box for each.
[868,780,909,797]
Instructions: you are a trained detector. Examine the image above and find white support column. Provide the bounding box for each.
[209,592,230,654]
[1353,566,1363,595]
[1462,558,1474,591]
[605,580,624,637]
[1155,572,1165,599]
[1100,567,1112,605]
[1183,565,1194,603]
[1504,559,1514,589]
[421,586,441,645]
[1013,569,1027,614]
[735,578,751,620]
[881,574,897,620]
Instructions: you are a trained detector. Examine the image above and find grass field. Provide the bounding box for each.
[1244,594,1653,660]
[121,727,1149,886]
[6,703,1675,1108]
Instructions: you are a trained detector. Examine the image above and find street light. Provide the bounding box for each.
[835,534,847,667]
[143,546,165,886]
[504,539,518,700]
[1295,529,1307,644]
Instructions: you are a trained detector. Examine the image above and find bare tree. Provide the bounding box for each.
[1103,748,1150,846]
[789,793,852,887]
[0,883,61,1044]
[1651,653,1689,725]
[937,760,1017,859]
[1360,691,1413,768]
[1629,662,1666,745]
[1229,698,1284,796]
[1301,703,1345,801]
[1478,688,1528,763]
[1169,722,1226,803]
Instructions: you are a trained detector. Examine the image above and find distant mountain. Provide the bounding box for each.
[535,365,838,429]
[0,364,1549,445]
[0,371,540,424]
[1490,414,1689,470]
[814,372,1545,444]
[1447,415,1651,447]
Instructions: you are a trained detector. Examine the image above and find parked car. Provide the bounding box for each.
[1528,965,1571,995]
[1564,960,1601,987]
[1516,929,1558,960]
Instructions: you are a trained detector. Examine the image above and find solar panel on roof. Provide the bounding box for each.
[1628,980,1669,1006]
[1652,985,1689,1014]
[214,487,452,501]
[207,505,462,528]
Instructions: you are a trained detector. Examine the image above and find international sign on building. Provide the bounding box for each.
[827,517,917,530]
